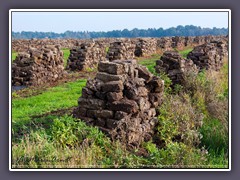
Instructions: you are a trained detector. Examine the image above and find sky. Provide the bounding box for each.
[11,11,229,33]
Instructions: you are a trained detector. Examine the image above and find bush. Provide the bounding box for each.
[182,61,228,132]
[154,59,228,168]
[156,93,204,147]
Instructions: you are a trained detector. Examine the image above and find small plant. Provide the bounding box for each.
[157,72,172,94]
[12,92,20,98]
[50,115,79,148]
[173,84,183,94]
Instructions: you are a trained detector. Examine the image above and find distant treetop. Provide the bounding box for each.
[12,25,228,39]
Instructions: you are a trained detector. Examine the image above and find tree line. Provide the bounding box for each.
[12,25,228,39]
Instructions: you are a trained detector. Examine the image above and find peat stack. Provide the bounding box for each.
[171,36,186,50]
[74,60,164,147]
[12,45,65,86]
[184,36,195,47]
[193,36,206,46]
[156,37,173,51]
[187,41,227,71]
[134,38,157,57]
[107,39,136,61]
[66,41,106,71]
[155,51,198,86]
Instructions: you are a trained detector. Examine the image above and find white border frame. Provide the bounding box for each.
[9,9,231,171]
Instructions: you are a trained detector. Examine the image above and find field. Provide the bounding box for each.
[11,47,229,168]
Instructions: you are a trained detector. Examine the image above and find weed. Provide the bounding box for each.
[157,93,203,147]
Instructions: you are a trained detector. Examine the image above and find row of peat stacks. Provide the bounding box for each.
[155,40,228,86]
[12,37,228,87]
[187,40,228,71]
[12,35,227,53]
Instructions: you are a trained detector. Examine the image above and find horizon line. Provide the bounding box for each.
[12,25,228,34]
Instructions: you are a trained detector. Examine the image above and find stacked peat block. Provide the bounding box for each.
[74,60,164,147]
[107,39,136,61]
[205,35,226,44]
[171,36,186,50]
[212,36,229,56]
[66,41,106,71]
[184,36,195,47]
[156,37,173,51]
[193,36,206,46]
[12,38,80,52]
[92,38,113,49]
[12,39,31,52]
[155,51,199,86]
[134,38,157,57]
[187,41,227,71]
[204,35,214,43]
[12,45,65,86]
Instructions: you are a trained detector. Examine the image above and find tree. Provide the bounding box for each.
[12,25,228,39]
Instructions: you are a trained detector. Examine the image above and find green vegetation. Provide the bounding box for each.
[61,48,70,67]
[138,51,228,168]
[137,53,160,74]
[12,115,131,168]
[154,60,229,168]
[12,51,18,61]
[11,51,229,168]
[12,79,87,136]
[178,48,193,58]
[105,46,109,53]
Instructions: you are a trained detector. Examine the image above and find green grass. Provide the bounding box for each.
[12,79,87,134]
[12,51,18,61]
[61,48,70,67]
[137,54,160,74]
[181,60,229,168]
[178,48,193,58]
[200,117,228,154]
